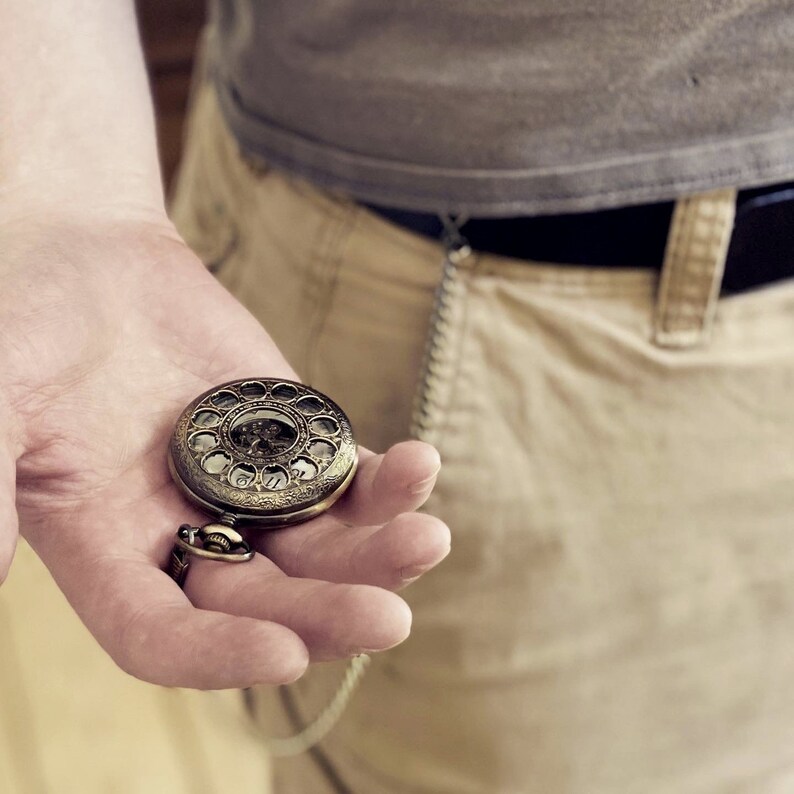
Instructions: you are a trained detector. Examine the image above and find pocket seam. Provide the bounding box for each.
[302,207,359,384]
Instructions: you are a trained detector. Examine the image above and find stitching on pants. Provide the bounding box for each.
[654,190,735,347]
[664,197,729,326]
[302,206,357,385]
[655,196,689,333]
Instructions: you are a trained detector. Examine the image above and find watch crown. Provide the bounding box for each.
[199,523,245,551]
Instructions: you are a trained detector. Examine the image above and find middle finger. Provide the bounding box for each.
[251,511,451,590]
[183,551,413,660]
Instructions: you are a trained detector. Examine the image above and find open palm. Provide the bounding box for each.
[1,214,450,688]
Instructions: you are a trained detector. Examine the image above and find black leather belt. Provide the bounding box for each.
[364,180,794,294]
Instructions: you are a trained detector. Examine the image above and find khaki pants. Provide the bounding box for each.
[170,83,794,793]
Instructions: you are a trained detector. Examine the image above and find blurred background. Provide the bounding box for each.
[138,0,205,191]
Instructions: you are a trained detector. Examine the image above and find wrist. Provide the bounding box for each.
[0,166,167,228]
[2,0,164,225]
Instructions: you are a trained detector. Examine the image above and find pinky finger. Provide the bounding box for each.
[56,558,309,690]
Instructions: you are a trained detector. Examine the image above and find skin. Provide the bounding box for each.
[0,2,451,690]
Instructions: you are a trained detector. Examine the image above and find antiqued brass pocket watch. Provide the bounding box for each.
[167,378,357,584]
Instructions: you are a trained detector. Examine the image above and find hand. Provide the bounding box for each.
[1,208,450,689]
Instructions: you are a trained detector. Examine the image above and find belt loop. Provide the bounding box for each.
[652,188,737,348]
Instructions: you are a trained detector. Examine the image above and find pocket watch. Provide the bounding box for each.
[167,378,357,583]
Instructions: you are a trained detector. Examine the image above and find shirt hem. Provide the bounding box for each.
[214,74,794,217]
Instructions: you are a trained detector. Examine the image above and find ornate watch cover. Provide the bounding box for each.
[169,378,357,527]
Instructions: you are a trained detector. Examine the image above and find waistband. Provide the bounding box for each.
[363,180,794,294]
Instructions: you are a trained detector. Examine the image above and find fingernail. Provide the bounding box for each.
[409,464,441,495]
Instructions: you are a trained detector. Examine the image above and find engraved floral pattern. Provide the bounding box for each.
[170,378,356,520]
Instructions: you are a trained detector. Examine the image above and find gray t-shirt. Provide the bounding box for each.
[210,1,794,216]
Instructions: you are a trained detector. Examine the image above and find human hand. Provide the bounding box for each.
[0,208,450,689]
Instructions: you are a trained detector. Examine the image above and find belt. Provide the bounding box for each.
[363,180,794,294]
